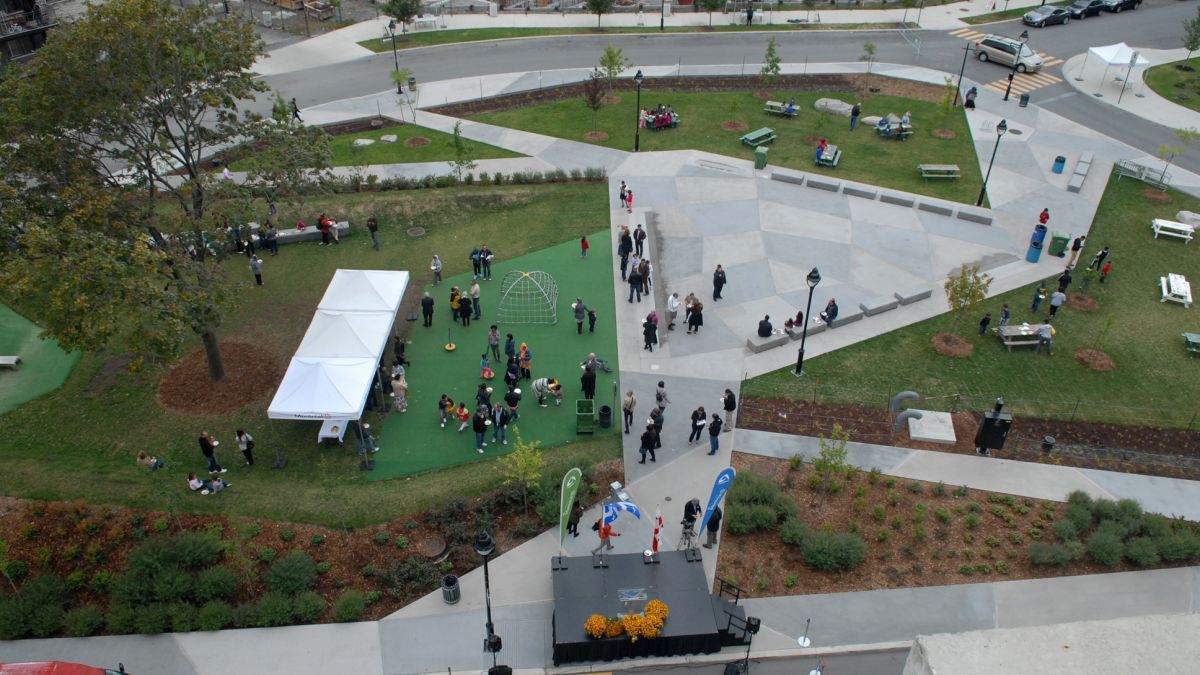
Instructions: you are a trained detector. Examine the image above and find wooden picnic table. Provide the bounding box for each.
[876,124,914,141]
[1151,218,1195,243]
[741,127,776,147]
[763,101,798,118]
[998,323,1049,351]
[815,144,841,168]
[918,164,961,180]
[1160,273,1193,309]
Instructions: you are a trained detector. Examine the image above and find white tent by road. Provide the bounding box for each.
[1088,42,1151,67]
[268,269,409,422]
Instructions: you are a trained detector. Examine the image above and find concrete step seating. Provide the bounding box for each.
[745,286,930,353]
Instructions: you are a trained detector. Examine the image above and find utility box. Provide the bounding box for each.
[1019,93,1030,108]
[1048,231,1070,257]
[974,399,1013,456]
[576,399,595,435]
[755,146,768,170]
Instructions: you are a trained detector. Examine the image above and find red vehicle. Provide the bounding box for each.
[0,663,126,675]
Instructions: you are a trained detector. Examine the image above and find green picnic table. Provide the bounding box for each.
[741,127,777,147]
[1183,332,1200,356]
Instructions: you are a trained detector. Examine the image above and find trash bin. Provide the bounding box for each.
[1026,223,1047,263]
[1019,93,1030,108]
[598,405,613,429]
[1052,156,1066,174]
[1041,436,1056,454]
[576,399,595,435]
[754,146,768,170]
[1048,231,1070,257]
[441,575,460,605]
[407,76,417,92]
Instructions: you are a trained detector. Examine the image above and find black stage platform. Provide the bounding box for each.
[550,550,749,665]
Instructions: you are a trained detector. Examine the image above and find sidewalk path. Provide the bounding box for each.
[1063,47,1200,133]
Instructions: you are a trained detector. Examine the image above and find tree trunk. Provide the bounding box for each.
[951,309,964,335]
[201,327,226,381]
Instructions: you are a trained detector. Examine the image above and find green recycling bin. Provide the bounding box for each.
[576,399,595,435]
[754,146,769,170]
[1048,231,1069,257]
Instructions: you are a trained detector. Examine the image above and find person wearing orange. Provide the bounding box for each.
[591,519,620,555]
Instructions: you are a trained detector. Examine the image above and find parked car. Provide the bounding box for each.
[1068,0,1105,18]
[975,34,1045,73]
[1023,6,1071,26]
[1101,0,1141,12]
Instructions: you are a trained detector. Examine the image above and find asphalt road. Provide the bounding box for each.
[263,0,1199,172]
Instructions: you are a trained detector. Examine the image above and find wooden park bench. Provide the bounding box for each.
[815,144,841,168]
[997,324,1048,351]
[1182,332,1200,357]
[741,127,777,147]
[305,1,334,20]
[1151,218,1195,244]
[918,164,961,180]
[1160,273,1193,309]
[0,356,20,369]
[763,101,798,118]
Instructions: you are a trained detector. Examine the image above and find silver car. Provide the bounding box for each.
[975,34,1045,73]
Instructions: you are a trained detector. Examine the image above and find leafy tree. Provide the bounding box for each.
[0,0,319,380]
[1157,127,1200,181]
[760,37,781,89]
[582,70,606,132]
[942,264,993,335]
[940,76,957,111]
[499,430,546,513]
[1184,6,1200,62]
[901,0,916,23]
[598,44,630,94]
[700,0,724,26]
[802,0,817,21]
[860,42,877,75]
[384,0,421,32]
[585,0,615,28]
[813,423,854,512]
[450,121,478,183]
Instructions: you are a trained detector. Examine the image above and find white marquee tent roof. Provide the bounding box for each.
[1088,43,1150,67]
[268,269,409,421]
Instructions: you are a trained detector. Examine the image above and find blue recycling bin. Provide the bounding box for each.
[1052,156,1066,174]
[1026,224,1047,263]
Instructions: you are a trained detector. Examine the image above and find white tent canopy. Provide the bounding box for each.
[268,269,409,421]
[1088,43,1150,66]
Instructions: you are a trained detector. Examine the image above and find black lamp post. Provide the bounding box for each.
[660,0,666,31]
[633,70,644,152]
[474,531,502,668]
[794,268,821,377]
[976,119,1007,207]
[386,20,401,94]
[953,42,975,108]
[1002,30,1030,102]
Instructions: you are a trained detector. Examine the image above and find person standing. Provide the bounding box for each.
[580,365,597,401]
[850,102,862,131]
[591,519,620,554]
[626,189,634,214]
[458,296,473,327]
[687,301,704,334]
[487,326,501,362]
[567,499,584,537]
[667,293,681,331]
[688,406,707,444]
[470,280,482,320]
[367,216,380,251]
[998,304,1011,328]
[235,429,255,466]
[431,255,443,286]
[580,236,590,258]
[290,97,302,123]
[1089,246,1110,272]
[622,390,636,434]
[470,246,483,279]
[491,402,510,446]
[643,318,658,352]
[649,407,664,450]
[1067,235,1086,268]
[587,309,598,334]
[634,224,647,257]
[249,255,263,286]
[1100,260,1113,283]
[712,265,727,300]
[572,298,588,334]
[707,414,724,455]
[978,312,992,335]
[198,432,225,474]
[438,395,454,429]
[640,258,652,294]
[628,266,644,303]
[264,221,278,256]
[421,292,435,327]
[480,244,493,280]
[504,333,516,362]
[619,181,628,210]
[703,504,723,549]
[472,408,489,453]
[1057,268,1073,293]
[1035,322,1055,356]
[638,425,657,464]
[1039,208,1050,226]
[518,343,532,380]
[504,385,522,423]
[655,381,670,416]
[1031,282,1048,313]
[1048,290,1066,318]
[722,389,737,432]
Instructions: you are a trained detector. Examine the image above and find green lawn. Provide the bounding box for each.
[469,89,983,203]
[0,183,616,528]
[1144,59,1200,114]
[744,172,1200,427]
[356,22,913,52]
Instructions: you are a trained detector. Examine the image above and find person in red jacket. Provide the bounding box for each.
[591,519,619,554]
[580,236,589,258]
[1100,260,1113,283]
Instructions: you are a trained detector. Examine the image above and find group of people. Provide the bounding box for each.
[446,281,483,326]
[167,429,259,496]
[621,382,738,462]
[640,104,679,130]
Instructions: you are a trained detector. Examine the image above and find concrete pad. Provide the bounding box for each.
[851,221,933,280]
[746,333,790,353]
[702,230,765,269]
[676,175,758,204]
[851,199,924,232]
[917,201,954,216]
[1068,173,1086,193]
[759,202,853,244]
[1077,468,1200,521]
[894,287,933,305]
[807,176,842,192]
[906,410,956,444]
[770,169,805,186]
[849,250,929,295]
[993,567,1196,629]
[880,192,916,207]
[683,199,761,237]
[887,451,1113,503]
[860,295,900,317]
[956,208,993,226]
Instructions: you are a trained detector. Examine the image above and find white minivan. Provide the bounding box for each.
[975,34,1045,74]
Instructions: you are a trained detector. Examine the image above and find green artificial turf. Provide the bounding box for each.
[469,89,983,203]
[744,172,1200,427]
[371,232,619,479]
[0,183,615,527]
[0,304,80,415]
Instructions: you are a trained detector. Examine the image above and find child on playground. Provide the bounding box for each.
[480,354,494,380]
[439,395,454,428]
[455,403,471,432]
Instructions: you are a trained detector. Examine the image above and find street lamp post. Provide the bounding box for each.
[1002,30,1030,102]
[953,43,975,107]
[474,532,503,668]
[387,20,400,94]
[633,70,644,152]
[794,268,821,377]
[976,119,1008,207]
[660,0,665,31]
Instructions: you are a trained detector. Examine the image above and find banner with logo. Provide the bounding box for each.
[558,467,583,548]
[698,467,736,535]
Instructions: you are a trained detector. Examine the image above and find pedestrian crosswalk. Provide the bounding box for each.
[948,28,1065,69]
[981,71,1063,96]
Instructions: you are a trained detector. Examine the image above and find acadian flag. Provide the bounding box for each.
[652,508,664,553]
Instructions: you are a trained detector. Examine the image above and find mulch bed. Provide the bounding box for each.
[404,137,431,148]
[740,398,1200,480]
[931,128,956,140]
[1066,292,1099,312]
[601,95,622,105]
[714,453,1196,599]
[931,332,973,358]
[1143,188,1171,203]
[1075,348,1116,372]
[721,120,749,133]
[156,342,282,416]
[584,131,610,142]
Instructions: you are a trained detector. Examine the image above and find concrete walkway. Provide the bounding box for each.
[1063,47,1200,132]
